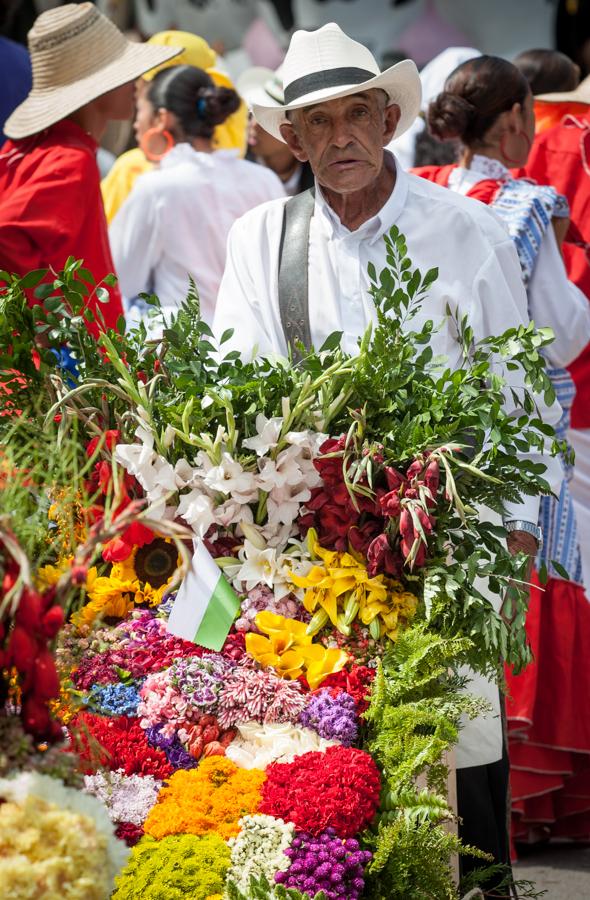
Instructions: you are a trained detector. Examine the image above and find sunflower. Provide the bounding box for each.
[117,537,180,587]
[71,566,137,630]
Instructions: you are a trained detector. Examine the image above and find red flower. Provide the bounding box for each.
[366,534,402,578]
[319,665,375,714]
[115,822,144,846]
[378,489,401,518]
[261,745,380,837]
[71,712,173,779]
[86,430,121,459]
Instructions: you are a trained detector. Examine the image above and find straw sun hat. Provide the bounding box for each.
[4,3,182,140]
[252,23,422,143]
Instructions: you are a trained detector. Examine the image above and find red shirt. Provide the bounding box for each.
[0,119,123,330]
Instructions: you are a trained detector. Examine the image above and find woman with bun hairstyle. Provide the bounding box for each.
[109,64,284,329]
[415,56,590,851]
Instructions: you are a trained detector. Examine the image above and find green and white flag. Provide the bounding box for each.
[166,540,240,651]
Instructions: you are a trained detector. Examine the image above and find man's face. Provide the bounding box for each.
[280,90,400,194]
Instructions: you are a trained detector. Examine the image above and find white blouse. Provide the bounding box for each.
[447,155,590,369]
[109,144,285,326]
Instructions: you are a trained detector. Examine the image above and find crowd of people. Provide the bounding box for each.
[2,0,590,895]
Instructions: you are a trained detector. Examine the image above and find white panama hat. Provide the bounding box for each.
[237,65,285,109]
[251,23,421,143]
[4,2,183,141]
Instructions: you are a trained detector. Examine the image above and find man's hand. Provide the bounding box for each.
[506,530,538,569]
[502,530,538,624]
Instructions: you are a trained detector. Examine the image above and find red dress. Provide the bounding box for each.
[0,119,123,331]
[522,113,590,429]
[413,163,590,846]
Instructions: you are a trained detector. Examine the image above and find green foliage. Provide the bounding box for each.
[225,872,325,900]
[112,833,230,899]
[364,626,485,792]
[363,818,483,900]
[361,626,491,898]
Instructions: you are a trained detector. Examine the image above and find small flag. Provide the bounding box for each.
[166,540,240,651]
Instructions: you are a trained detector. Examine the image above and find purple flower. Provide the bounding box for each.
[145,723,197,770]
[299,689,358,746]
[276,829,371,900]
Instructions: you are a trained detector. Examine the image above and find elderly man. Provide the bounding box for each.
[213,23,560,881]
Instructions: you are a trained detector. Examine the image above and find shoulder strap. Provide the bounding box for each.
[278,187,315,357]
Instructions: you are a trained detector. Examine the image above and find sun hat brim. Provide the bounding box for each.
[4,42,182,140]
[237,66,282,109]
[535,75,590,105]
[252,59,421,143]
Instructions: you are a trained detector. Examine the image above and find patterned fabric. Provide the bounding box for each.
[537,371,583,583]
[485,168,582,585]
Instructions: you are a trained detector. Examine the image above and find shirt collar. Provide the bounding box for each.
[314,151,409,244]
[470,154,512,181]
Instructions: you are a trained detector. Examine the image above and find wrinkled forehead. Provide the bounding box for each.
[289,89,390,120]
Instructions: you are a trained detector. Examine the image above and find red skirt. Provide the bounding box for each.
[506,573,590,843]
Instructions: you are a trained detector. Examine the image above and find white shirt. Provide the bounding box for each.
[214,155,562,523]
[109,144,285,325]
[447,156,590,369]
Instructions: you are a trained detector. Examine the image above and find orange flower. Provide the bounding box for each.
[144,757,265,841]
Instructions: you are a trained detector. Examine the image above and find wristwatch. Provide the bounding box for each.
[504,520,543,550]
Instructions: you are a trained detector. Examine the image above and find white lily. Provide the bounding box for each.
[176,490,216,537]
[204,451,258,502]
[214,497,254,528]
[242,414,284,456]
[267,482,312,526]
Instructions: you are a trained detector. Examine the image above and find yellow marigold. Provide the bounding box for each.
[144,757,265,841]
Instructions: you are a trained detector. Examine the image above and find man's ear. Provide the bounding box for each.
[279,120,310,162]
[383,102,402,145]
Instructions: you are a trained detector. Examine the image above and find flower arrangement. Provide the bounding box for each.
[0,237,557,898]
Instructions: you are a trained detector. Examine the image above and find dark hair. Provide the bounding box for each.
[148,64,241,141]
[427,55,530,145]
[513,48,579,96]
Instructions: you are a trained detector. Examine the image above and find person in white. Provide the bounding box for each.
[110,63,284,330]
[212,22,563,881]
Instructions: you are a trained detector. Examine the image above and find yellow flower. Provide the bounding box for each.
[290,533,417,642]
[71,566,137,630]
[36,557,73,590]
[246,611,349,690]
